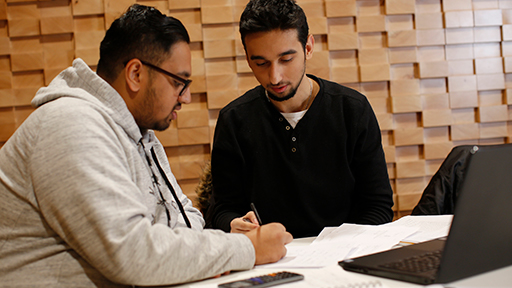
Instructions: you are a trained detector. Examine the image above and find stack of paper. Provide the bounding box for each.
[257,215,453,269]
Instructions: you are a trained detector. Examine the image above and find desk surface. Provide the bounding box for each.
[170,237,512,288]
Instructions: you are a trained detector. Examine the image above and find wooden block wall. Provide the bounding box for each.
[2,0,512,218]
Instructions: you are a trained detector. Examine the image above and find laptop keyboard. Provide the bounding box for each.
[379,250,443,273]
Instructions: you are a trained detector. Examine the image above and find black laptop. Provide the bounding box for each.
[339,144,512,285]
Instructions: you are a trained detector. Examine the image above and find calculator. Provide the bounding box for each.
[218,271,304,288]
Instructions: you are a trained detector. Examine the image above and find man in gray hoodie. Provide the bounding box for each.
[0,4,291,287]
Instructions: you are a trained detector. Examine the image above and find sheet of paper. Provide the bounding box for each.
[381,215,453,243]
[315,226,337,239]
[256,243,352,269]
[258,224,418,268]
[312,224,418,245]
[312,224,418,259]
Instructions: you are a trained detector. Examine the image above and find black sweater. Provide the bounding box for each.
[206,75,394,238]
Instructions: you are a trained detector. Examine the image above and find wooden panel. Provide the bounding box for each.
[417,61,449,78]
[72,0,104,15]
[358,48,388,65]
[0,90,15,108]
[475,57,503,74]
[359,64,390,82]
[451,123,480,141]
[448,75,477,92]
[389,47,417,64]
[8,18,39,37]
[387,30,416,47]
[331,66,359,83]
[169,0,200,9]
[41,16,73,35]
[178,127,210,146]
[307,51,330,80]
[479,122,508,139]
[474,26,501,43]
[422,93,449,110]
[477,105,508,123]
[424,142,453,160]
[416,29,445,46]
[444,11,473,28]
[11,52,44,72]
[422,109,452,127]
[203,39,236,58]
[325,0,356,17]
[504,25,512,41]
[445,28,473,45]
[356,15,386,33]
[390,79,419,96]
[445,43,474,60]
[177,109,209,128]
[0,71,12,89]
[328,32,358,50]
[416,13,444,29]
[207,89,239,110]
[309,17,328,35]
[1,0,512,215]
[442,0,472,12]
[0,2,6,21]
[395,176,427,195]
[0,109,16,142]
[476,74,505,91]
[201,6,235,24]
[474,9,502,27]
[391,95,422,113]
[387,14,413,31]
[394,127,424,146]
[449,91,478,109]
[448,59,474,76]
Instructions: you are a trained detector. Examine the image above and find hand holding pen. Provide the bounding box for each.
[241,203,292,264]
[230,203,293,264]
[250,203,263,225]
[230,203,263,233]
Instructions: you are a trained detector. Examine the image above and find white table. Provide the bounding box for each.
[169,236,512,287]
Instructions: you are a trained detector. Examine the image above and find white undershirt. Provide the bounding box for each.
[281,110,307,128]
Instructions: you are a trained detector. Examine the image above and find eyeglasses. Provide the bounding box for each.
[139,60,192,96]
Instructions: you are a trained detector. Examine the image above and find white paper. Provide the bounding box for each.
[381,215,453,244]
[258,223,417,268]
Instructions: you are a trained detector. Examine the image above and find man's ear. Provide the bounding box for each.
[124,59,143,94]
[305,34,315,60]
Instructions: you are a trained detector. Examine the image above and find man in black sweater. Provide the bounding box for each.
[206,0,394,238]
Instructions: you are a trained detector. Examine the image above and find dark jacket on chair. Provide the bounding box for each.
[412,145,478,215]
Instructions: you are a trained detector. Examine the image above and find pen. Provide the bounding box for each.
[250,202,263,225]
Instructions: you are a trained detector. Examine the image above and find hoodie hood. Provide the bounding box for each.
[32,58,142,143]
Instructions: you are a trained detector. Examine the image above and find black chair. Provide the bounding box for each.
[412,145,478,215]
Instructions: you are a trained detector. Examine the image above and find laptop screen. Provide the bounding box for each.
[437,144,512,282]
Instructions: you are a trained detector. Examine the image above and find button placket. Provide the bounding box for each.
[280,116,297,153]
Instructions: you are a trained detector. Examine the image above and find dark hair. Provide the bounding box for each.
[96,4,190,82]
[239,0,309,50]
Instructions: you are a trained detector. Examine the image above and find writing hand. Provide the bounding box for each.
[230,211,259,233]
[245,222,293,265]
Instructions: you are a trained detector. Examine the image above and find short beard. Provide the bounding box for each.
[266,64,307,102]
[138,83,172,132]
[266,83,299,102]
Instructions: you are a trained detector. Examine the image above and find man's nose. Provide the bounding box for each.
[269,64,283,85]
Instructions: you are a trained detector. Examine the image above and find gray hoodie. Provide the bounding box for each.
[0,58,254,287]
